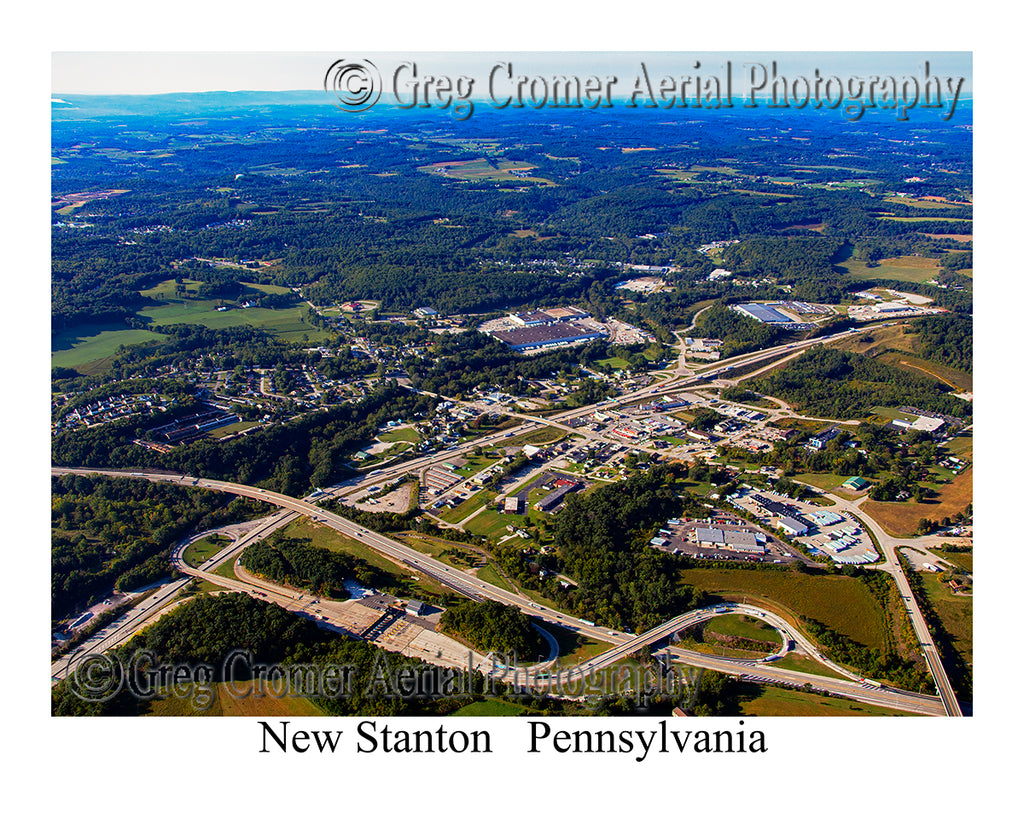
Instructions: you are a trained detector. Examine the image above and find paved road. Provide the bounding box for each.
[52,467,620,645]
[52,467,947,715]
[795,484,965,717]
[662,647,946,716]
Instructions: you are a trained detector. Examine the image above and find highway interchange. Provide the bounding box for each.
[51,324,964,716]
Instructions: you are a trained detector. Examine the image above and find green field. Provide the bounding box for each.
[137,299,329,342]
[277,519,445,598]
[703,613,781,644]
[545,623,614,665]
[793,472,853,492]
[734,683,913,716]
[596,356,631,370]
[932,548,972,573]
[439,490,497,524]
[396,533,483,572]
[677,568,889,650]
[835,254,941,283]
[464,508,524,540]
[879,216,972,224]
[945,432,973,459]
[182,534,232,568]
[918,570,973,672]
[187,578,230,595]
[501,428,567,448]
[142,682,327,717]
[211,559,240,581]
[870,405,918,422]
[51,325,168,371]
[54,278,331,371]
[883,196,968,209]
[378,427,421,444]
[453,452,502,477]
[207,420,259,439]
[419,158,555,185]
[451,699,528,716]
[474,562,514,593]
[766,652,847,679]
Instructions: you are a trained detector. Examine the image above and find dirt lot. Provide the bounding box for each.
[861,467,973,537]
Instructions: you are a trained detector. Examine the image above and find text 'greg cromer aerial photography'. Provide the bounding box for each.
[51,52,972,723]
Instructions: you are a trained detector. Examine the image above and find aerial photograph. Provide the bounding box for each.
[50,50,974,726]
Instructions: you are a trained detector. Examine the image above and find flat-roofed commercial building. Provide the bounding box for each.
[733,303,793,324]
[778,516,809,537]
[491,322,606,352]
[694,527,767,554]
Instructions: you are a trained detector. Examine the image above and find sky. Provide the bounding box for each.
[52,51,972,96]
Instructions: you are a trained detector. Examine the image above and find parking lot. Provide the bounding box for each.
[648,515,801,564]
[729,488,879,564]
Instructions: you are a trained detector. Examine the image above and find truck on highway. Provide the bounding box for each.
[580,619,596,627]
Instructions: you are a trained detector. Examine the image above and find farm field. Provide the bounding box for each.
[835,254,941,283]
[883,195,970,209]
[878,216,972,223]
[53,280,330,371]
[676,568,889,650]
[51,325,168,371]
[137,300,328,342]
[419,158,554,185]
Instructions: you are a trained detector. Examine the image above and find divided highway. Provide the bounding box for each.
[52,466,949,715]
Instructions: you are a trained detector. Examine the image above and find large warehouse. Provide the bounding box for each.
[490,321,606,352]
[733,303,795,324]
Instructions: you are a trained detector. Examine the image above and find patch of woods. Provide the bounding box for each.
[51,474,271,625]
[240,533,386,599]
[692,303,788,358]
[552,466,707,632]
[439,599,544,659]
[51,594,481,717]
[908,313,972,373]
[749,347,970,421]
